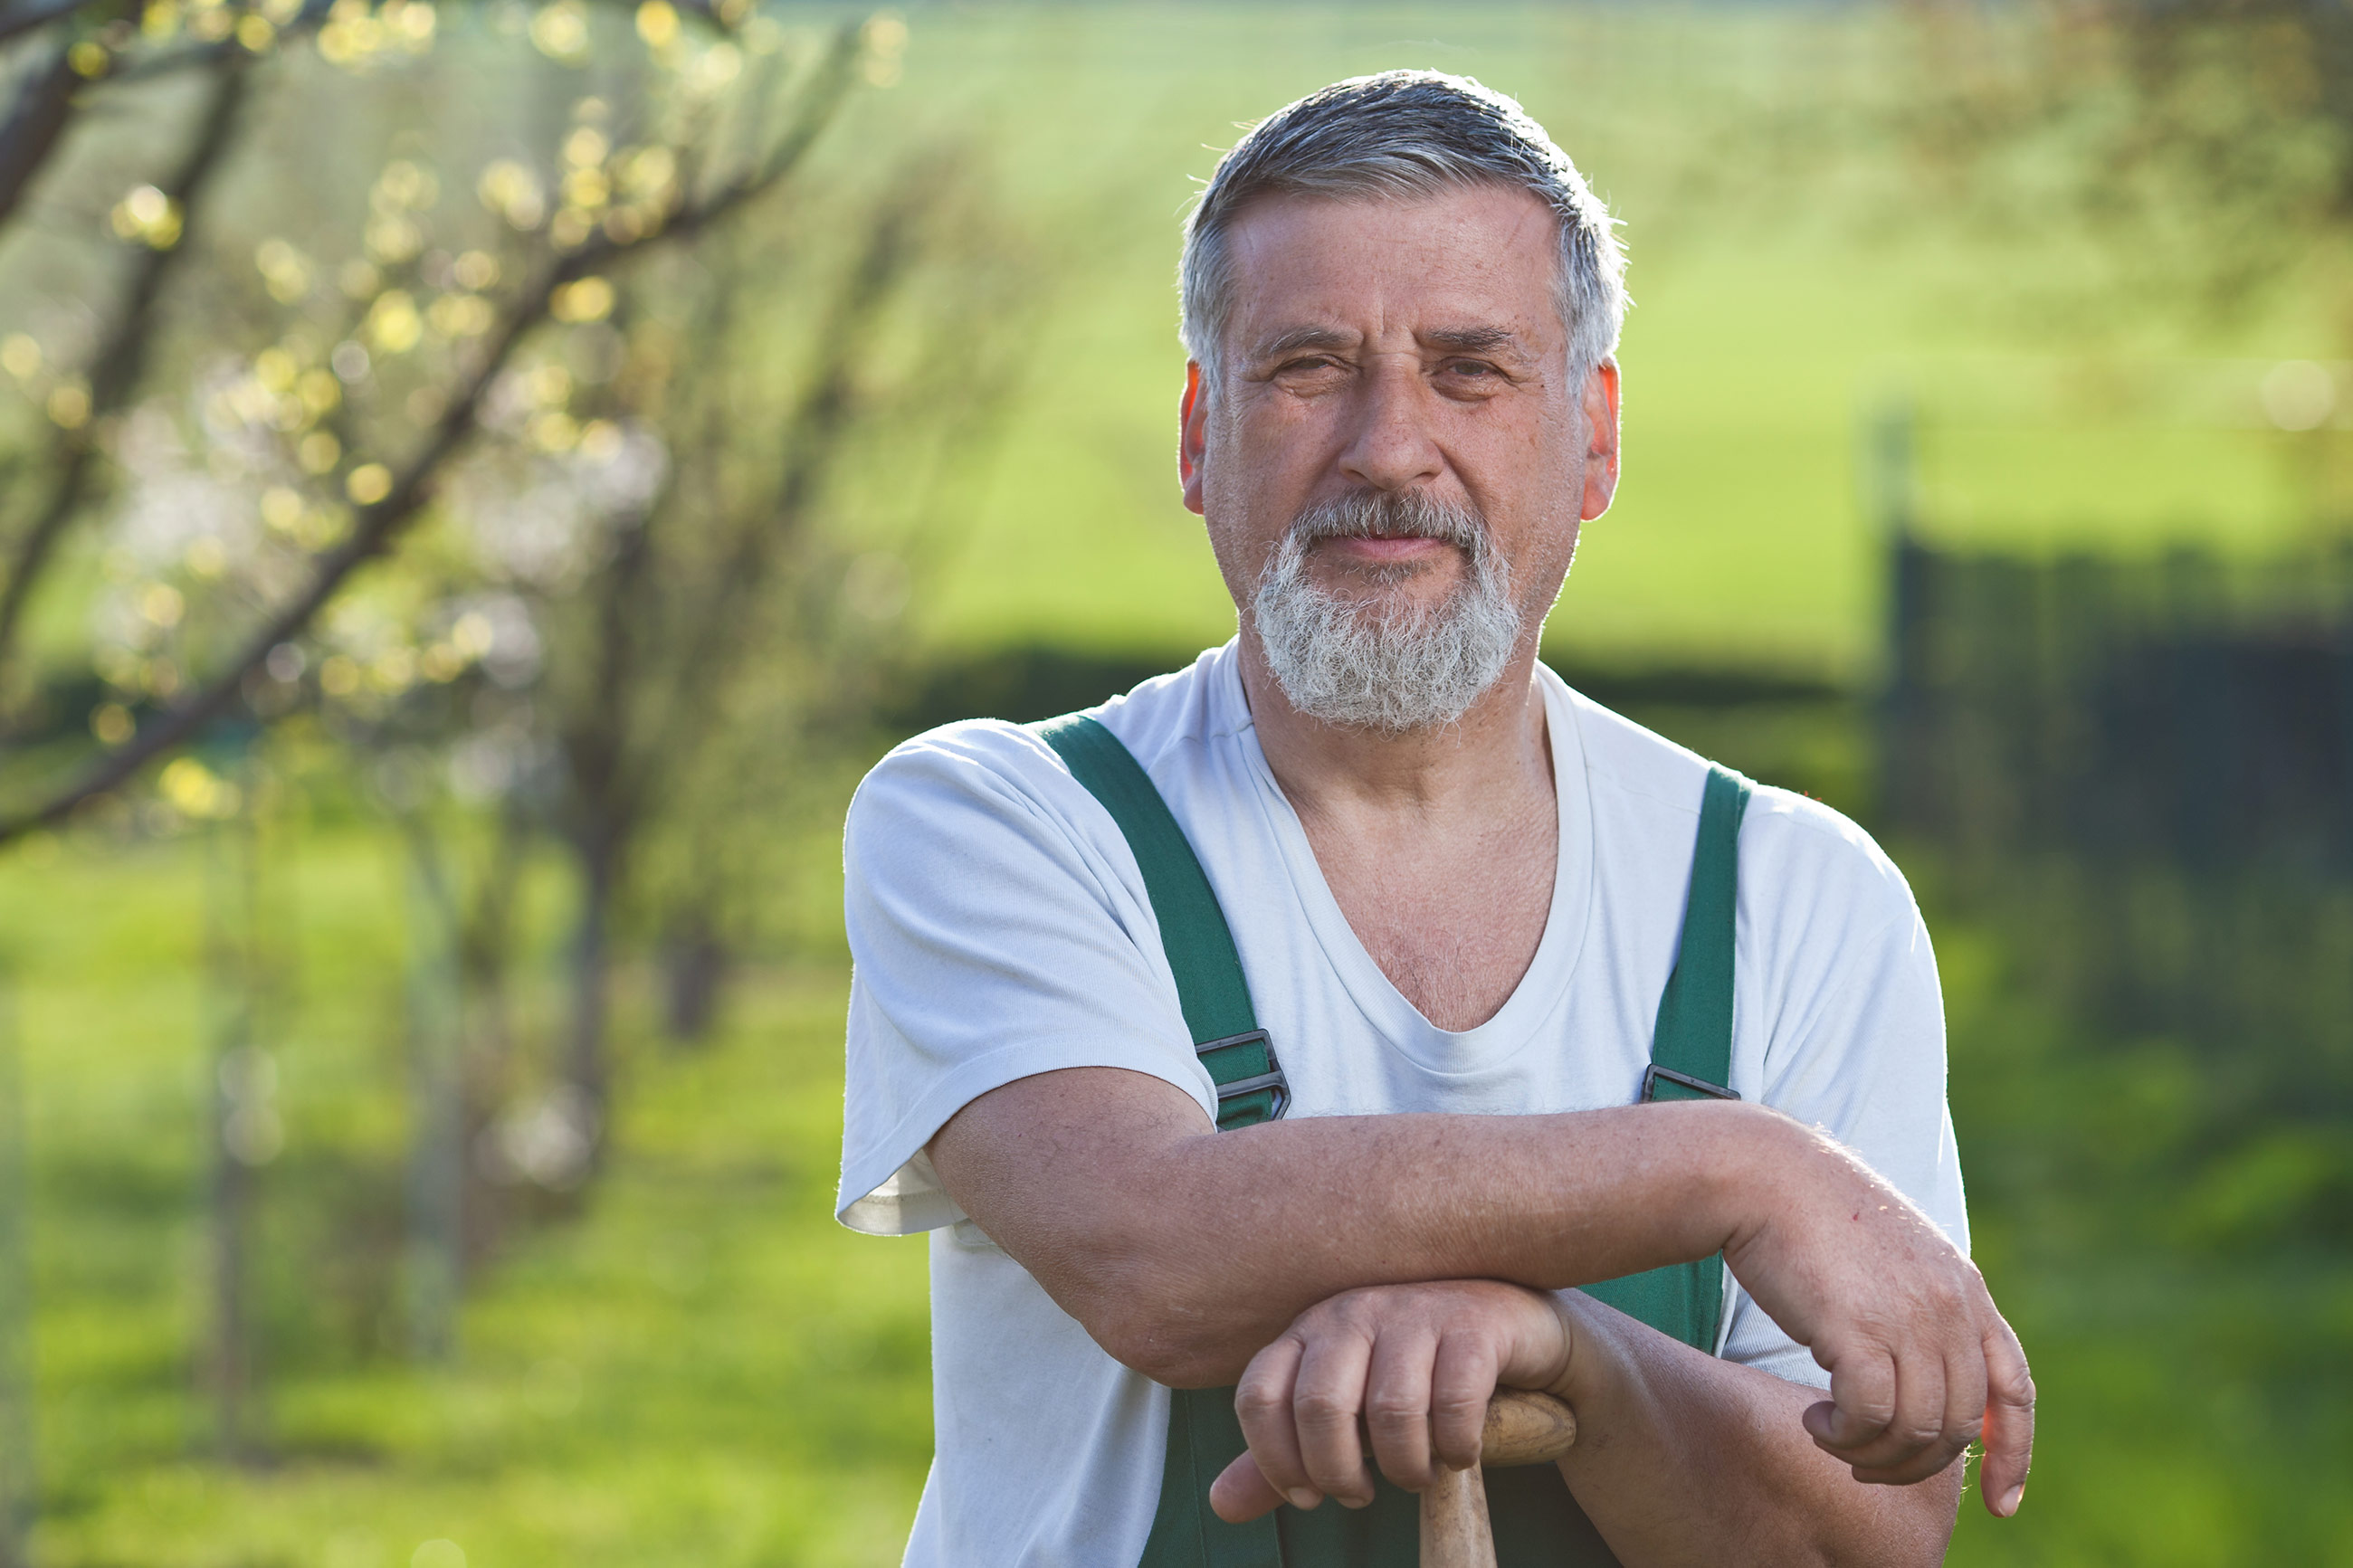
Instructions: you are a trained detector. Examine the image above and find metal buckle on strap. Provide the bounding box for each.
[1197,1029,1290,1121]
[1642,1064,1739,1103]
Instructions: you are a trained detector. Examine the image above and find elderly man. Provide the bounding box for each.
[836,71,2032,1566]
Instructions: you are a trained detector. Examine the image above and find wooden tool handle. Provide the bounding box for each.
[1480,1388,1577,1467]
[1422,1390,1578,1568]
[1420,1459,1494,1566]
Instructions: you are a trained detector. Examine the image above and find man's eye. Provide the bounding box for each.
[1443,359,1500,379]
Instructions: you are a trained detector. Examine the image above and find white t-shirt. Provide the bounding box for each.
[836,642,1967,1568]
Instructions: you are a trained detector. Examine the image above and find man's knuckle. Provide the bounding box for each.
[1235,1386,1284,1421]
[1830,1381,1892,1419]
[1430,1390,1484,1421]
[1864,1412,1927,1446]
[1235,1401,1275,1430]
[1304,1456,1362,1491]
[1295,1392,1353,1428]
[1844,1308,1900,1349]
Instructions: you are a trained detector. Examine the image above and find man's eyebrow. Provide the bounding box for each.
[1253,325,1358,359]
[1424,326,1525,356]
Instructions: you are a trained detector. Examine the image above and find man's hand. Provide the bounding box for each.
[1207,1277,1992,1563]
[1208,1280,1571,1521]
[1720,1126,2035,1514]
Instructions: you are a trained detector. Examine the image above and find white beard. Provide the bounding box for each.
[1251,489,1525,734]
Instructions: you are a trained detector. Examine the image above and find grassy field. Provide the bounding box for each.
[1,821,933,1568]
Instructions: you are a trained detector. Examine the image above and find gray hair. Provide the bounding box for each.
[1178,71,1626,392]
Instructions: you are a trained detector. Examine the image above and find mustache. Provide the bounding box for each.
[1283,489,1489,555]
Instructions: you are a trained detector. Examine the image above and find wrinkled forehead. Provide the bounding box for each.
[1218,184,1567,355]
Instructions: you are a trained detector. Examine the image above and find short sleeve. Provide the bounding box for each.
[834,722,1213,1236]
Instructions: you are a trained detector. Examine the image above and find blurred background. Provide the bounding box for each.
[0,2,2348,1563]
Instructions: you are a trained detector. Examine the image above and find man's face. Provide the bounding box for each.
[1179,183,1620,675]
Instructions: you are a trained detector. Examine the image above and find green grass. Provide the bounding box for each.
[1,822,929,1568]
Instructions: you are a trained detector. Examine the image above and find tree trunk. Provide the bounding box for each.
[403,838,464,1362]
[0,967,33,1568]
[661,912,727,1045]
[205,1049,252,1461]
[563,837,619,1165]
[455,803,529,1270]
[203,816,264,1464]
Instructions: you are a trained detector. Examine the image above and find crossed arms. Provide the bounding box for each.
[930,1066,2034,1566]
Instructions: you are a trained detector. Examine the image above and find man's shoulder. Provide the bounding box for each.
[1560,679,1918,927]
[851,643,1240,827]
[1090,641,1247,771]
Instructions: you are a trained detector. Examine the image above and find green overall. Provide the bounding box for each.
[1034,715,1752,1568]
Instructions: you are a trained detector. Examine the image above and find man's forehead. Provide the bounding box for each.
[1220,185,1564,352]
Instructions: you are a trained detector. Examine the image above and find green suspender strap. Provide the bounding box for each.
[1033,715,1289,1568]
[1581,764,1753,1354]
[1036,710,1751,1568]
[1033,716,1287,1132]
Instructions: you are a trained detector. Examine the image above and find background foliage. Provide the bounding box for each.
[1,2,2348,1564]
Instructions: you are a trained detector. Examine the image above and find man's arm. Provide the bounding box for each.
[928,1064,2033,1504]
[1206,1280,1972,1566]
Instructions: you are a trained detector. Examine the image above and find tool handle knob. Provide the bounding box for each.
[1481,1388,1577,1468]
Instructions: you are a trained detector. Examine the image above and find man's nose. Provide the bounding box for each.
[1335,356,1443,493]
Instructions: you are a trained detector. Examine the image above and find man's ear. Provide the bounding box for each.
[1179,360,1209,517]
[1578,360,1621,523]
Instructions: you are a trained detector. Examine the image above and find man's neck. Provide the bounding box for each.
[1234,630,1562,1031]
[1236,631,1557,822]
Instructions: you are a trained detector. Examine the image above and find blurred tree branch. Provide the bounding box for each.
[0,32,84,226]
[0,19,862,847]
[0,0,99,49]
[1900,0,2353,329]
[548,185,924,1121]
[0,51,248,679]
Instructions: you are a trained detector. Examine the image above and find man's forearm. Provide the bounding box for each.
[939,1064,2033,1505]
[1553,1293,1958,1565]
[930,1066,1786,1384]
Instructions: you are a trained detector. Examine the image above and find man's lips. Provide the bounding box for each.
[1315,534,1455,565]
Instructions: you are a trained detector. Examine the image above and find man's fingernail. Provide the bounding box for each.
[2000,1485,2024,1516]
[1285,1488,1320,1512]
